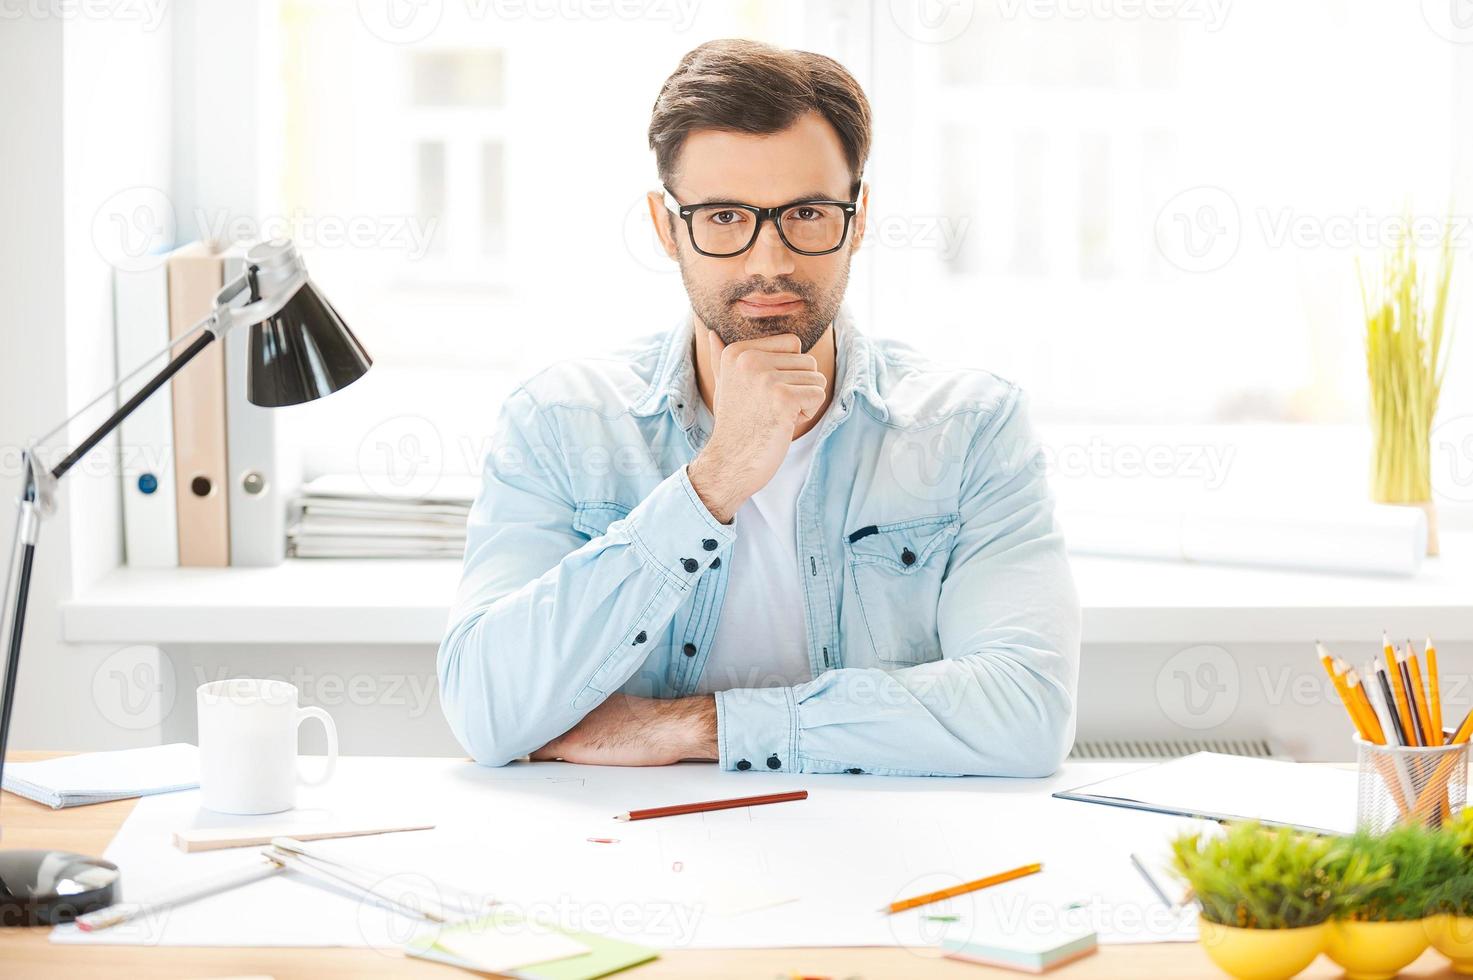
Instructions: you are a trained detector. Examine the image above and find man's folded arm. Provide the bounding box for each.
[715,387,1081,777]
[437,387,734,766]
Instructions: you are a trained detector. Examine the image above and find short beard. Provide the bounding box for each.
[678,253,850,354]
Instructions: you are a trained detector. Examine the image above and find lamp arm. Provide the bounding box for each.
[0,313,228,814]
[26,258,276,451]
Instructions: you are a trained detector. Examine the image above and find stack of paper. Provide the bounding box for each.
[1,743,199,808]
[286,474,479,559]
[405,910,658,979]
[1053,752,1360,835]
[942,928,1098,973]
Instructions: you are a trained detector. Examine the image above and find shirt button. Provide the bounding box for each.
[681,558,699,573]
[633,630,647,644]
[766,755,781,770]
[901,547,916,566]
[702,538,718,551]
[683,642,697,657]
[710,556,721,569]
[736,759,751,771]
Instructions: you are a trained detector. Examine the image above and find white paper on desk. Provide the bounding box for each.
[2,743,198,808]
[52,757,1200,950]
[1054,752,1359,836]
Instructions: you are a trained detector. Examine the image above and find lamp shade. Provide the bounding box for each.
[246,277,372,408]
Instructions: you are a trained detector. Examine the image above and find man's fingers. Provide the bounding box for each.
[770,370,826,390]
[779,382,828,419]
[763,353,820,372]
[727,332,802,355]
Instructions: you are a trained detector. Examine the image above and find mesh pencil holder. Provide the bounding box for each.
[1355,735,1469,833]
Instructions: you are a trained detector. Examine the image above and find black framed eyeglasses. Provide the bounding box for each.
[661,186,860,257]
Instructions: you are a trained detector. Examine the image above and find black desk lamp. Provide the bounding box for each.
[0,239,371,926]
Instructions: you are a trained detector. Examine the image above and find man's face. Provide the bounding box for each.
[648,111,867,353]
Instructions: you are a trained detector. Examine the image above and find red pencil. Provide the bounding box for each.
[614,790,808,822]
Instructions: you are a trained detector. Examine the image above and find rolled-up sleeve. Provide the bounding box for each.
[438,387,734,766]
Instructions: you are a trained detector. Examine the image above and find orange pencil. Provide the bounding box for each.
[1319,645,1376,742]
[1410,707,1473,816]
[1427,637,1444,743]
[1384,632,1420,746]
[883,863,1043,915]
[1343,665,1386,745]
[1406,639,1439,747]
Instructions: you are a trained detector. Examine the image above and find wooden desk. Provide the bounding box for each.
[0,752,1457,979]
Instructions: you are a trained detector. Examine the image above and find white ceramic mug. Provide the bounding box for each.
[196,678,338,814]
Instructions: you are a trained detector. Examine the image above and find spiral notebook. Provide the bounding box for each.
[1,743,199,809]
[1052,752,1359,836]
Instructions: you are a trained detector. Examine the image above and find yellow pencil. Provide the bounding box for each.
[1344,665,1386,745]
[1411,707,1473,816]
[1427,636,1444,743]
[1321,646,1379,743]
[883,863,1043,914]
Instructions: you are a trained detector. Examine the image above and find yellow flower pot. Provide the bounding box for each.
[1326,919,1429,980]
[1428,914,1473,974]
[1197,917,1327,980]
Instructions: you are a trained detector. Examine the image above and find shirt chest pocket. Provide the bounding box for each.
[844,514,959,666]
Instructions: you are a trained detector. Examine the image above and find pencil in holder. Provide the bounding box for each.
[1355,735,1468,833]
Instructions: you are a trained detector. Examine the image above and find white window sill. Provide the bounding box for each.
[59,531,1473,646]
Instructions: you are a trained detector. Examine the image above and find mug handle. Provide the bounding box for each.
[296,705,338,787]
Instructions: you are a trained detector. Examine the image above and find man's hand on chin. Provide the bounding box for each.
[530,694,718,766]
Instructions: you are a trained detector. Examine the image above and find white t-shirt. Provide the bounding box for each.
[692,398,829,695]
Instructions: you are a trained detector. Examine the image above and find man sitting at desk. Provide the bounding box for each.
[438,39,1080,777]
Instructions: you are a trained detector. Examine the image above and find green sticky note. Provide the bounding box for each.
[511,930,659,980]
[406,912,658,980]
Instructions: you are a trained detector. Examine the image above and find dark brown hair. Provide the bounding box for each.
[648,39,871,194]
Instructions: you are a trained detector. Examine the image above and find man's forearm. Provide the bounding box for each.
[531,694,717,766]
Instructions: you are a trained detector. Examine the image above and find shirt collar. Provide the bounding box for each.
[630,304,888,424]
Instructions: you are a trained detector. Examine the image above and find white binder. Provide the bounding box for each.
[223,247,298,566]
[112,262,179,567]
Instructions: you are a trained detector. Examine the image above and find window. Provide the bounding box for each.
[251,2,1471,518]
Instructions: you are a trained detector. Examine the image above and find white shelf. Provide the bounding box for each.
[60,559,462,646]
[60,534,1473,646]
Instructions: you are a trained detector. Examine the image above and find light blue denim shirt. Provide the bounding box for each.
[438,307,1081,777]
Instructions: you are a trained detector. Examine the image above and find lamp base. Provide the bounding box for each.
[0,849,120,927]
